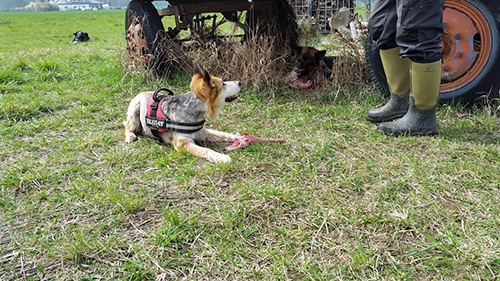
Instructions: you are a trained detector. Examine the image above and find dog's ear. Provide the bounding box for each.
[203,69,215,88]
[315,50,327,60]
[194,65,203,76]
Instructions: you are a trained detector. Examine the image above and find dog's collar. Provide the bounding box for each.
[146,88,205,141]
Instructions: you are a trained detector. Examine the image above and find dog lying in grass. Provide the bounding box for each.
[72,30,89,43]
[288,46,335,89]
[123,70,241,163]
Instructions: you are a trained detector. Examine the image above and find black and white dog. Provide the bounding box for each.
[72,31,90,43]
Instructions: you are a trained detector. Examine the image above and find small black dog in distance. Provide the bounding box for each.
[72,31,90,43]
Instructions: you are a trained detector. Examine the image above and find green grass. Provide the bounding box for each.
[1,10,500,280]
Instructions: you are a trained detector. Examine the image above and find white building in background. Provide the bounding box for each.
[54,0,104,11]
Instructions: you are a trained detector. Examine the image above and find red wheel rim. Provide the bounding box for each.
[440,0,493,93]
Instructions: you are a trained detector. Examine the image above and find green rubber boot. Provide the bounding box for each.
[367,91,410,122]
[378,60,441,136]
[367,47,410,122]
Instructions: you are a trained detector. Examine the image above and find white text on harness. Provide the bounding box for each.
[146,118,165,128]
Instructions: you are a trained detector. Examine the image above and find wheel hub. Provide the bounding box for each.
[441,8,477,82]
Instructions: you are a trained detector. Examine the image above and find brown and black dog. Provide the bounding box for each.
[289,46,336,89]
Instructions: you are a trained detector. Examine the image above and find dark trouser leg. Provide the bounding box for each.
[368,0,398,50]
[396,0,444,64]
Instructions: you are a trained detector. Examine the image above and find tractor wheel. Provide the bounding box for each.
[365,0,500,104]
[365,32,389,96]
[245,0,298,51]
[125,0,164,65]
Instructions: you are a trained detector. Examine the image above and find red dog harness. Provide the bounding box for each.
[146,88,205,141]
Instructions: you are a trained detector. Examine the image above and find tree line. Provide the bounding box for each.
[0,0,31,11]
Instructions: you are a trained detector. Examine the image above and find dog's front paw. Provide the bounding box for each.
[125,132,137,143]
[208,152,231,163]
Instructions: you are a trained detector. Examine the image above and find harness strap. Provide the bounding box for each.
[153,87,173,102]
[149,88,173,142]
[146,88,205,142]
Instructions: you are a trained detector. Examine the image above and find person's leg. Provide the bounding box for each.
[378,0,444,136]
[367,0,411,123]
[368,0,398,50]
[367,47,410,122]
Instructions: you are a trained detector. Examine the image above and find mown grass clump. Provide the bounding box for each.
[142,17,371,95]
[138,23,295,92]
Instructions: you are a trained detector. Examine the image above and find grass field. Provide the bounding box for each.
[1,10,499,280]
